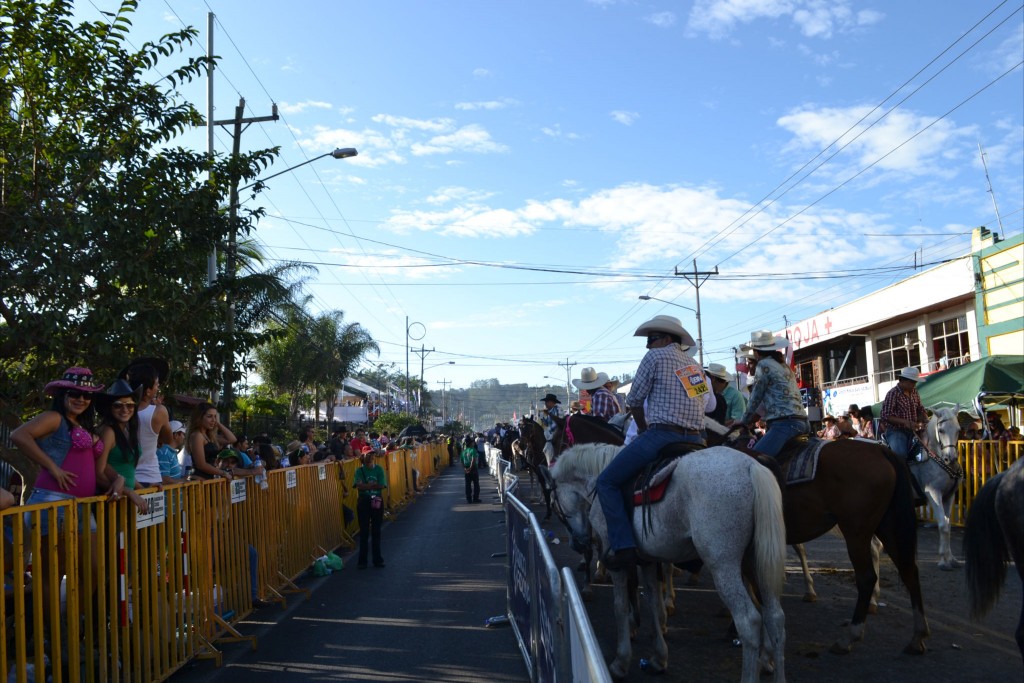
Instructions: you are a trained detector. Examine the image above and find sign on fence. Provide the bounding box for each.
[318,464,327,480]
[286,469,298,489]
[135,492,167,529]
[230,478,247,504]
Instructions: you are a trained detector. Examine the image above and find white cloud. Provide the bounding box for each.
[278,100,333,115]
[410,124,509,156]
[687,0,883,40]
[610,110,640,126]
[455,98,519,111]
[541,124,582,140]
[425,186,496,205]
[645,11,677,28]
[473,67,492,78]
[371,114,455,132]
[776,104,975,180]
[324,247,459,280]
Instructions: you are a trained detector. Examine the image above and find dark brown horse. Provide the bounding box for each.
[550,412,624,455]
[518,417,555,518]
[708,422,930,655]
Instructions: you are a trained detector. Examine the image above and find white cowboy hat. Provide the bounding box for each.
[748,330,789,352]
[705,363,732,382]
[634,315,696,349]
[898,367,925,383]
[572,367,610,391]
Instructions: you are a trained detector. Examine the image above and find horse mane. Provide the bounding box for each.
[551,442,621,480]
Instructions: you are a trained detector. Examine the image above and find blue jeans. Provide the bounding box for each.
[596,426,702,552]
[883,429,911,459]
[753,418,809,457]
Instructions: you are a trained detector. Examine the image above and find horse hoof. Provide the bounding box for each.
[868,602,878,615]
[829,642,853,655]
[665,605,675,617]
[802,593,817,603]
[903,641,927,656]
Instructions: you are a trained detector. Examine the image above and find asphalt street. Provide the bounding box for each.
[172,464,529,682]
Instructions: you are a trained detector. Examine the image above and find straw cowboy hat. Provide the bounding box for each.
[572,367,609,391]
[633,315,696,349]
[605,378,621,392]
[747,330,790,352]
[704,363,732,382]
[898,367,925,383]
[44,366,105,395]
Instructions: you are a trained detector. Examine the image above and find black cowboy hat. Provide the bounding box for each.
[540,393,561,404]
[94,378,144,409]
[397,423,428,439]
[117,357,170,385]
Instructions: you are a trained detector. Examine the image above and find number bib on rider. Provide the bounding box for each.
[674,365,709,398]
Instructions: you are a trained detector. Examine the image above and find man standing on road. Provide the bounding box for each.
[880,367,928,458]
[460,435,480,503]
[596,315,715,571]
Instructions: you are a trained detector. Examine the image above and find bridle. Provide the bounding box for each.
[919,414,964,481]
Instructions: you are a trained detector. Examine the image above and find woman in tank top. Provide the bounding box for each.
[186,401,238,480]
[95,380,149,512]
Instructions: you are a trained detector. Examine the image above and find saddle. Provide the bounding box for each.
[628,442,705,507]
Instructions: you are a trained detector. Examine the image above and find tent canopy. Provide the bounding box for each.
[912,355,1023,416]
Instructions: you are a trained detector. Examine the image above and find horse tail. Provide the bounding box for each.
[964,470,1008,620]
[749,459,787,597]
[878,446,919,563]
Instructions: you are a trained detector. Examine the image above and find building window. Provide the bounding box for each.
[876,330,922,381]
[931,315,969,369]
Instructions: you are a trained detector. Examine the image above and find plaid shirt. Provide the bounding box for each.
[590,386,619,422]
[880,385,927,434]
[626,344,708,430]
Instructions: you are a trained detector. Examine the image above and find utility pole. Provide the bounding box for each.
[412,345,435,418]
[439,379,451,425]
[673,259,719,367]
[557,358,576,406]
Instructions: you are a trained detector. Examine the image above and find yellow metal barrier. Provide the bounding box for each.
[915,439,1022,526]
[0,446,444,681]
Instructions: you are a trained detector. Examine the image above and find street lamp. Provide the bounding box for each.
[420,361,454,418]
[239,148,358,192]
[638,295,704,366]
[221,147,358,426]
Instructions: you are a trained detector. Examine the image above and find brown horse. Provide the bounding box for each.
[550,412,624,456]
[518,417,555,518]
[708,422,930,655]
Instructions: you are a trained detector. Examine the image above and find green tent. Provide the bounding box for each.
[915,355,1024,416]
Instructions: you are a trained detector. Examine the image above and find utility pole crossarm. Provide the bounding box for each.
[671,259,720,367]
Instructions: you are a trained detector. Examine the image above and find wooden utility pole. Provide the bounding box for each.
[673,259,719,367]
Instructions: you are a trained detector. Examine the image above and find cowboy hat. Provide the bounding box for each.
[704,363,732,382]
[539,393,561,404]
[44,367,105,395]
[747,330,789,352]
[117,357,170,385]
[633,315,696,349]
[898,367,925,383]
[94,379,143,408]
[605,378,621,391]
[169,420,186,434]
[572,367,609,391]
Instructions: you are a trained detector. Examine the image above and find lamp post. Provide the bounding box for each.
[638,295,704,366]
[221,147,358,426]
[420,361,454,418]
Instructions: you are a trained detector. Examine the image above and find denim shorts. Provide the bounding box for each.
[22,488,97,535]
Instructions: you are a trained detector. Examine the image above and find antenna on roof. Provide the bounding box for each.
[979,143,1005,240]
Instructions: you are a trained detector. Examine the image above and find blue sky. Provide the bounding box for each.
[82,0,1023,393]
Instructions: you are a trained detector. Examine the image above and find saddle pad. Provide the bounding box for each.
[632,459,679,504]
[784,438,828,486]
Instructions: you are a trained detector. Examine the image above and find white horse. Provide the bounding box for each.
[913,406,965,570]
[550,442,787,682]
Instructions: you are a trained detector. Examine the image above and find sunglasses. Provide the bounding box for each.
[646,334,666,344]
[66,390,93,400]
[111,401,136,410]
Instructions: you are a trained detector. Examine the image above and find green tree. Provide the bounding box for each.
[0,0,281,418]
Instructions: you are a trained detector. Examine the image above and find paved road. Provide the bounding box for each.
[172,465,530,682]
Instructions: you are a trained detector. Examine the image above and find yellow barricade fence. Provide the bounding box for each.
[0,444,439,681]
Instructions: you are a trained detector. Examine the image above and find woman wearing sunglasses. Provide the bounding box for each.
[10,366,107,620]
[95,379,149,512]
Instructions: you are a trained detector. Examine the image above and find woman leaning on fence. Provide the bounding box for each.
[9,367,115,627]
[185,401,238,480]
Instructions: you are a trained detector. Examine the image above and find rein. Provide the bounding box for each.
[919,439,964,481]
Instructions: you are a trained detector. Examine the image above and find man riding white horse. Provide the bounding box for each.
[880,366,929,459]
[595,315,716,571]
